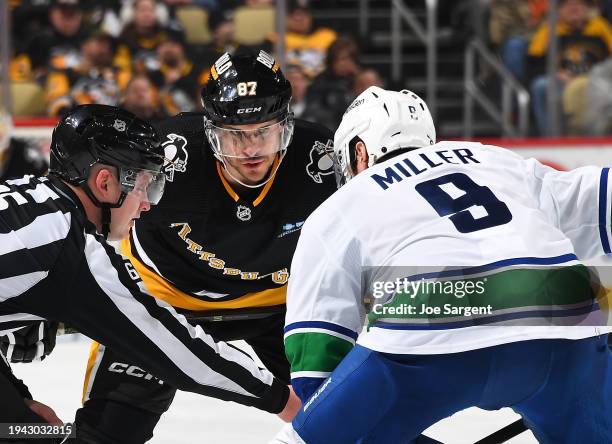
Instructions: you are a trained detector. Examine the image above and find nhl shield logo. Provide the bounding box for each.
[113,119,126,132]
[236,205,252,221]
[306,140,334,184]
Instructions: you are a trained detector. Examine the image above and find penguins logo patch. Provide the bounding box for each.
[306,139,334,184]
[162,133,189,182]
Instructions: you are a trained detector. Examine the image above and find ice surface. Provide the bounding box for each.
[11,336,537,443]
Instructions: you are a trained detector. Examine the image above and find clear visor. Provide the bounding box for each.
[205,117,294,160]
[332,148,351,189]
[119,168,166,205]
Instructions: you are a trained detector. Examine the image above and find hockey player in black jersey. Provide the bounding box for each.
[0,105,298,440]
[75,51,338,443]
[0,115,48,182]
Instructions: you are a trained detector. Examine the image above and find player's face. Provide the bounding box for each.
[108,171,158,241]
[218,119,282,186]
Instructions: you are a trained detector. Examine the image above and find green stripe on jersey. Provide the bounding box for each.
[285,333,354,374]
[368,264,597,324]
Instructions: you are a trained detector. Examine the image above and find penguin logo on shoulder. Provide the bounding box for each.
[306,140,334,184]
[162,133,189,182]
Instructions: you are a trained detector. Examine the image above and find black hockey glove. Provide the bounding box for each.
[0,321,59,363]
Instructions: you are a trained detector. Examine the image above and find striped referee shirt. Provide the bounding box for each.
[0,175,288,413]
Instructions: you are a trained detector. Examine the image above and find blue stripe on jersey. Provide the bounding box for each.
[373,303,599,330]
[599,168,611,254]
[401,253,578,282]
[284,321,359,340]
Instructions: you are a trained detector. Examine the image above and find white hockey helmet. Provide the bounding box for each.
[333,86,436,187]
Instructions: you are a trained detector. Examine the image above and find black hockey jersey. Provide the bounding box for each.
[120,113,336,313]
[0,138,48,182]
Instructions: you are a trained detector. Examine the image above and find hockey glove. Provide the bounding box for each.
[0,321,59,363]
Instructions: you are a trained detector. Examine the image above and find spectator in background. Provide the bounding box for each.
[163,0,221,11]
[45,31,130,117]
[0,114,48,182]
[116,0,185,73]
[489,0,548,84]
[88,1,125,37]
[198,8,242,69]
[120,73,167,122]
[25,0,89,79]
[9,49,35,84]
[148,34,205,115]
[583,58,612,135]
[265,0,337,78]
[527,0,612,135]
[603,0,612,22]
[10,0,55,55]
[303,36,360,129]
[353,68,384,96]
[244,0,273,5]
[285,64,309,118]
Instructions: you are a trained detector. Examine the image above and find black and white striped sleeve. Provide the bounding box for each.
[0,177,69,333]
[0,176,288,413]
[58,232,288,413]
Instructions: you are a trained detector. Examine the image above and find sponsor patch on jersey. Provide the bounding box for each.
[161,133,189,182]
[306,139,334,184]
[277,220,305,238]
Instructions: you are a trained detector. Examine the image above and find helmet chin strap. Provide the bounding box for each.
[217,151,286,189]
[81,183,127,239]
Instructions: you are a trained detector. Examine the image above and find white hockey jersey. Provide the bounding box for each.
[285,141,612,394]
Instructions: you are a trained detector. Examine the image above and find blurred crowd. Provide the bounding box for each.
[7,0,612,138]
[7,0,383,131]
[489,0,612,136]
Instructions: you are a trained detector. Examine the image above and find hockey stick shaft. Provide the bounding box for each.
[473,419,527,444]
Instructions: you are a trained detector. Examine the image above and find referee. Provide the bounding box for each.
[0,105,298,437]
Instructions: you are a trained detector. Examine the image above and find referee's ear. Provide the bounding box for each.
[91,166,120,203]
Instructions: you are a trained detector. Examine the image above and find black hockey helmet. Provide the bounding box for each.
[201,51,295,189]
[201,50,292,125]
[49,104,166,238]
[50,104,164,184]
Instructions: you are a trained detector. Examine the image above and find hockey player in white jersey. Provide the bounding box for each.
[279,86,612,443]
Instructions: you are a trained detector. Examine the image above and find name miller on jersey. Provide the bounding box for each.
[371,148,480,191]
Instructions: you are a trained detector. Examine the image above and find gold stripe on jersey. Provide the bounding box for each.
[121,238,287,311]
[82,341,101,404]
[215,157,279,207]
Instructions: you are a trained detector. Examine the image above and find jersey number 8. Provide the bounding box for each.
[415,173,512,233]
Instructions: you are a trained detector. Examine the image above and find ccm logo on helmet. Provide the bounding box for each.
[108,362,164,384]
[237,107,262,114]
